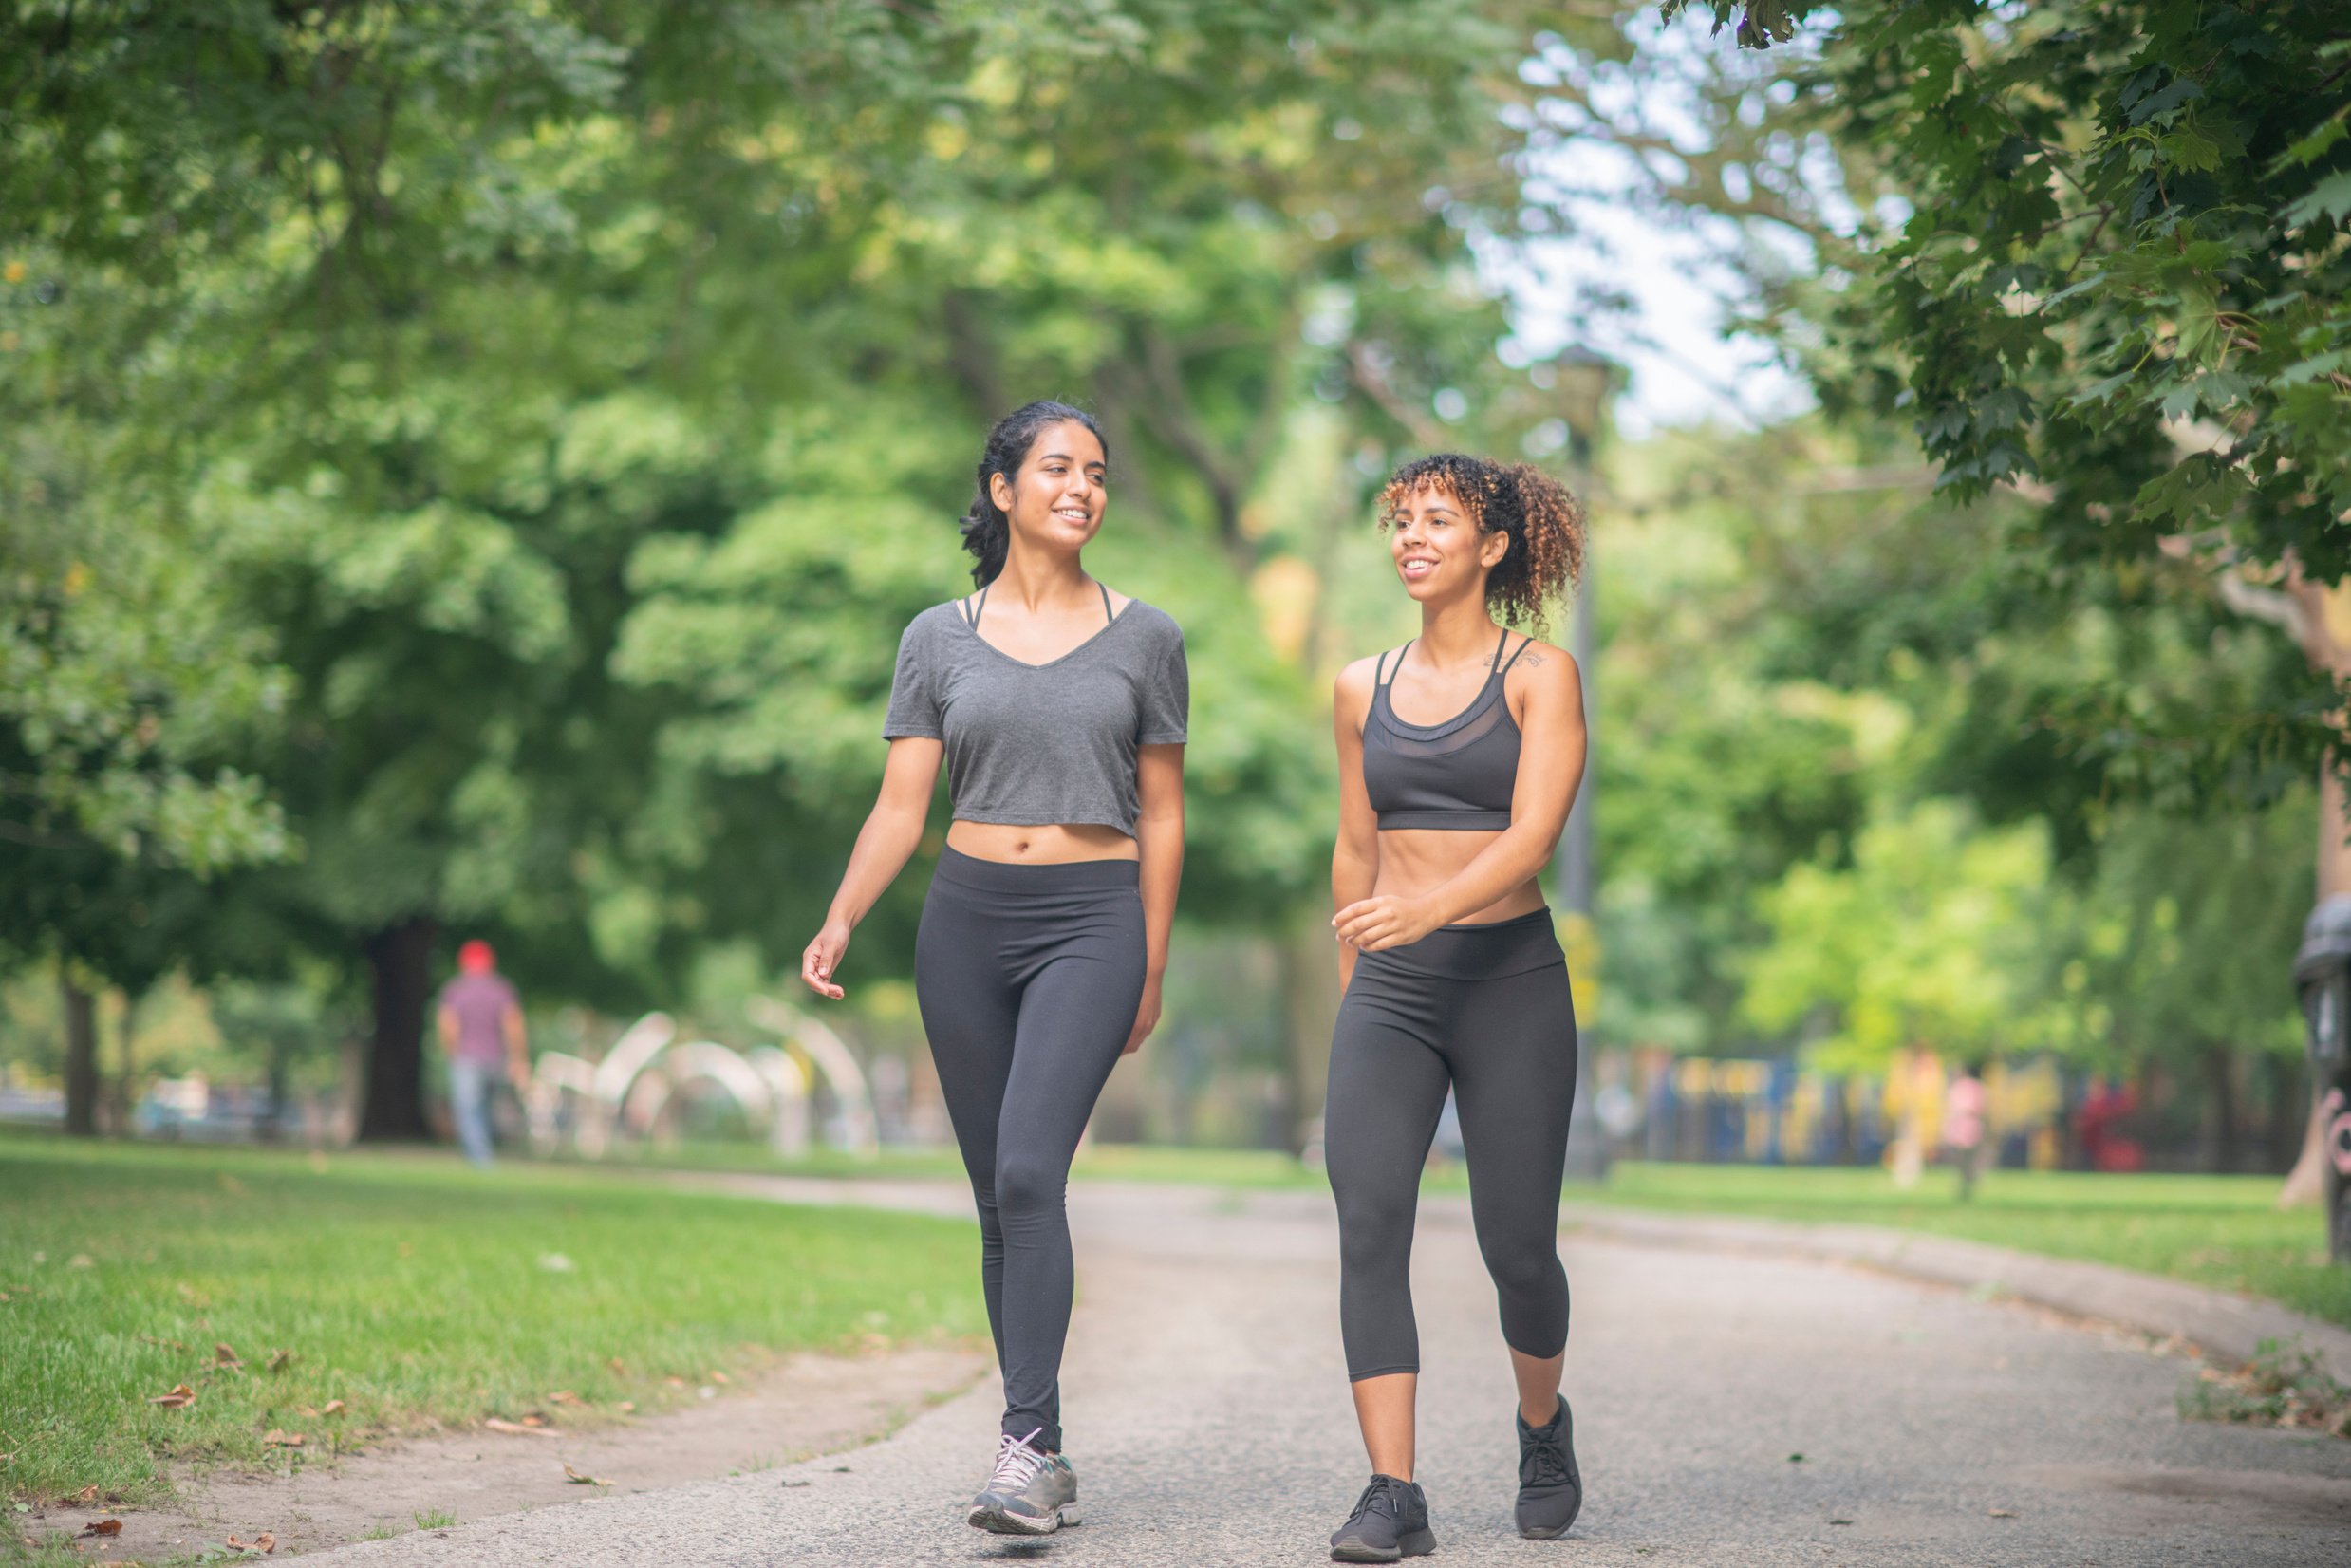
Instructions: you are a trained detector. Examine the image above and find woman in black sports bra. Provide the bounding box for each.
[1320,454,1589,1563]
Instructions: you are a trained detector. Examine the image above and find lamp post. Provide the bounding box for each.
[1549,346,1614,1182]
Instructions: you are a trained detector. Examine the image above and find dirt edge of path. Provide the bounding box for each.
[27,1341,988,1562]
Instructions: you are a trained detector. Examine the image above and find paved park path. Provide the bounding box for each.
[313,1181,2351,1566]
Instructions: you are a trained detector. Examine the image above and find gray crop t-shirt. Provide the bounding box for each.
[882,598,1188,836]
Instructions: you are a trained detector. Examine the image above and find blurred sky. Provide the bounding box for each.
[1493,18,1828,438]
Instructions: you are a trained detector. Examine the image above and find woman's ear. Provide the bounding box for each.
[990,469,1017,515]
[1482,527,1513,570]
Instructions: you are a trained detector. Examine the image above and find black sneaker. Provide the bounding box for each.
[1515,1394,1582,1539]
[1329,1473,1435,1563]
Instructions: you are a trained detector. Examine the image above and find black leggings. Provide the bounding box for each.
[1323,909,1577,1381]
[914,847,1146,1451]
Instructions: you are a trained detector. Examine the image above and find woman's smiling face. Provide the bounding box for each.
[1389,478,1507,605]
[992,420,1109,554]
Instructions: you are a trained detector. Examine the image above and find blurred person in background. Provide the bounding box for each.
[800,400,1186,1540]
[1321,454,1588,1561]
[436,939,528,1168]
[1943,1058,1992,1202]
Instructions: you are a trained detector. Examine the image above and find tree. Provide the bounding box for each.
[1659,0,2350,1195]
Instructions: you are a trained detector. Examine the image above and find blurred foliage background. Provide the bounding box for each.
[1,1,2343,1179]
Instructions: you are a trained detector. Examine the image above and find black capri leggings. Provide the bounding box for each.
[1323,909,1577,1381]
[913,847,1146,1452]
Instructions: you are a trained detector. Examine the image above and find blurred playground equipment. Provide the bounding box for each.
[525,999,879,1160]
[1623,1048,2085,1173]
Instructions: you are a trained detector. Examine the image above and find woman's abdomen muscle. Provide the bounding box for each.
[1372,827,1544,924]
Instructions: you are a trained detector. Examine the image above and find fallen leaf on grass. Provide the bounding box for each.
[483,1418,558,1439]
[77,1519,122,1538]
[616,1401,635,1413]
[221,1530,275,1554]
[68,1253,94,1269]
[606,1356,626,1375]
[321,1400,345,1416]
[707,1371,729,1386]
[216,1342,244,1369]
[139,1334,187,1351]
[548,1390,582,1406]
[562,1465,610,1486]
[663,1375,685,1388]
[63,1485,99,1506]
[536,1253,574,1273]
[149,1383,198,1408]
[263,1431,305,1447]
[266,1349,295,1373]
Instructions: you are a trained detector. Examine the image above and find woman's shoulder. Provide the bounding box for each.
[903,599,974,641]
[1502,633,1577,681]
[1113,595,1185,645]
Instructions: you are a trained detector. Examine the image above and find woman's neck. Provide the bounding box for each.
[1415,592,1501,668]
[990,544,1092,611]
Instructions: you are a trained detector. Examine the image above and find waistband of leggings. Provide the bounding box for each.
[1364,907,1564,980]
[931,844,1141,895]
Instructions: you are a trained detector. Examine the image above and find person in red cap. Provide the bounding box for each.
[435,940,528,1167]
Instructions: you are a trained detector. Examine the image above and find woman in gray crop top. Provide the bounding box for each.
[798,400,1185,1540]
[1319,454,1593,1560]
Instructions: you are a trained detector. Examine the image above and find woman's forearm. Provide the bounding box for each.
[1136,807,1185,975]
[825,804,929,931]
[1332,840,1379,989]
[1412,826,1560,928]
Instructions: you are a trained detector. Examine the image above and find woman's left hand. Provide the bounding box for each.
[1333,894,1442,952]
[1124,973,1165,1055]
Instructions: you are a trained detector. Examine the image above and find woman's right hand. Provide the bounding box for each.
[800,920,851,1000]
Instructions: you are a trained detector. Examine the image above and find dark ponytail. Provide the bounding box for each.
[1376,454,1585,631]
[959,400,1108,588]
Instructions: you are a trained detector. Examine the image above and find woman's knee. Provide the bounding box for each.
[1478,1228,1564,1298]
[991,1153,1069,1220]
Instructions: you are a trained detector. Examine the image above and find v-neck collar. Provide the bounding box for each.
[956,598,1132,671]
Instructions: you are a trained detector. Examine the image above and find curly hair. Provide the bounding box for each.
[958,400,1108,588]
[1376,454,1585,631]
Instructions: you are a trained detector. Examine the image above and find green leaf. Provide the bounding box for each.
[2285,171,2351,228]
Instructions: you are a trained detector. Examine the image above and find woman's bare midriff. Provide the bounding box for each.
[1373,827,1545,924]
[947,820,1140,864]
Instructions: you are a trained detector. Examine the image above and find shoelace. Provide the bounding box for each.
[1521,1428,1575,1488]
[987,1429,1050,1494]
[1344,1477,1404,1527]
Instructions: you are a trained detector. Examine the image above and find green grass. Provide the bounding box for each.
[0,1132,985,1505]
[548,1140,2351,1329]
[1574,1161,2351,1332]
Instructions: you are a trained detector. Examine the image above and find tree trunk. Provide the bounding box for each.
[359,916,439,1142]
[2282,754,2351,1205]
[61,968,99,1137]
[2203,1043,2239,1174]
[109,994,137,1136]
[263,1031,292,1143]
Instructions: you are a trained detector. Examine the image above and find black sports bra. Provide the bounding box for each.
[1361,626,1531,831]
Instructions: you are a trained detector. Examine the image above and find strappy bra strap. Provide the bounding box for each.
[1375,641,1414,688]
[1497,632,1535,675]
[1098,580,1114,625]
[1486,624,1514,675]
